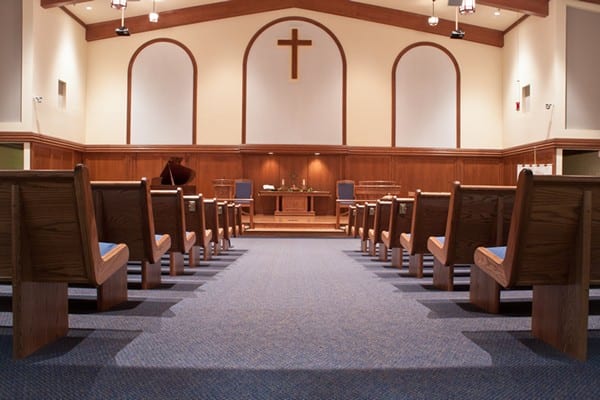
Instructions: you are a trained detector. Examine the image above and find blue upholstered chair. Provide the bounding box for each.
[335,180,355,229]
[234,179,254,229]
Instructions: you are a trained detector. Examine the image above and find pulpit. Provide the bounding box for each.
[213,179,234,199]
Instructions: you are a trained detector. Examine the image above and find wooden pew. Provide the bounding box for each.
[150,189,196,276]
[227,202,240,237]
[358,202,376,253]
[368,199,393,258]
[381,197,414,267]
[427,184,516,291]
[346,204,356,236]
[470,169,600,360]
[184,194,213,264]
[351,203,365,238]
[399,191,450,278]
[91,180,172,290]
[355,183,403,202]
[204,198,224,255]
[218,201,233,251]
[0,165,130,358]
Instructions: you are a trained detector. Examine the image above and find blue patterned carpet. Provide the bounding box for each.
[1,238,599,399]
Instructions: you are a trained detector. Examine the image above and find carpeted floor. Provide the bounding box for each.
[1,237,599,399]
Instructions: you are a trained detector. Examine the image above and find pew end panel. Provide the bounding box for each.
[368,200,392,258]
[151,188,196,276]
[92,180,172,289]
[381,198,414,268]
[400,191,450,278]
[1,165,130,358]
[204,198,224,256]
[184,194,213,264]
[427,184,516,291]
[470,170,600,360]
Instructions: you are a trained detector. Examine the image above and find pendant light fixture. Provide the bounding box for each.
[110,0,127,10]
[149,0,159,23]
[428,0,439,27]
[459,0,476,15]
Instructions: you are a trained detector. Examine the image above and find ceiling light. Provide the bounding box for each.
[149,0,159,23]
[494,8,501,16]
[428,0,439,27]
[110,0,127,10]
[459,0,475,15]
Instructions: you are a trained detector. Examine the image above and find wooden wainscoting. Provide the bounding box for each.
[2,134,599,218]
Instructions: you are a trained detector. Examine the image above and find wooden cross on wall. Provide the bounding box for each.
[277,28,312,80]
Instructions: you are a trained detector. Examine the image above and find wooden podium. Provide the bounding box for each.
[212,179,234,199]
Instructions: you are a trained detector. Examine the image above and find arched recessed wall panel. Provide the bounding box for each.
[128,39,197,144]
[243,17,346,145]
[393,43,460,148]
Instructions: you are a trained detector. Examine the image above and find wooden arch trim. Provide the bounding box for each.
[127,38,198,145]
[241,16,347,146]
[391,42,461,149]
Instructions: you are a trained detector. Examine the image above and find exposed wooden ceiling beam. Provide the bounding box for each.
[478,0,549,17]
[579,0,600,4]
[85,0,504,47]
[41,0,91,8]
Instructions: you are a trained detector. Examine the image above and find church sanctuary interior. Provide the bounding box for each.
[2,0,600,398]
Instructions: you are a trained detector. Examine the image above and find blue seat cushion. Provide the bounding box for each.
[486,246,506,260]
[433,236,445,245]
[99,242,118,256]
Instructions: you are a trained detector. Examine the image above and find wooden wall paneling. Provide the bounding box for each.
[278,155,309,188]
[195,154,242,198]
[502,148,554,185]
[394,156,456,194]
[30,143,82,169]
[82,153,133,180]
[244,155,280,215]
[307,154,340,215]
[344,155,392,182]
[459,157,504,185]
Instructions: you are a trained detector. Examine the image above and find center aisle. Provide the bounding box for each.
[112,237,493,370]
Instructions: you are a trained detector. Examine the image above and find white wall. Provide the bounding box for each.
[502,0,600,148]
[85,9,503,148]
[27,0,88,142]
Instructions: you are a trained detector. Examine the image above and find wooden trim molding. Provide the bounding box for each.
[241,16,347,145]
[83,0,505,47]
[1,132,598,160]
[391,42,461,149]
[127,38,198,145]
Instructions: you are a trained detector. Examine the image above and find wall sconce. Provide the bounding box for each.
[428,0,439,26]
[110,0,127,10]
[459,0,476,15]
[149,0,159,23]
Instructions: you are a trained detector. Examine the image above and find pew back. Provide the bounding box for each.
[151,188,195,254]
[402,190,450,254]
[385,197,415,248]
[92,179,170,264]
[0,166,129,285]
[436,184,516,266]
[504,174,600,287]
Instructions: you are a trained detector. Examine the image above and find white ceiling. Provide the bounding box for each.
[65,0,524,31]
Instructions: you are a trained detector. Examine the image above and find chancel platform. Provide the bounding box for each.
[242,215,346,237]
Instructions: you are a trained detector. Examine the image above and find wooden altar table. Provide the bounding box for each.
[259,190,330,216]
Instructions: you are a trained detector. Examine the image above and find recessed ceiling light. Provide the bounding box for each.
[85,6,93,10]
